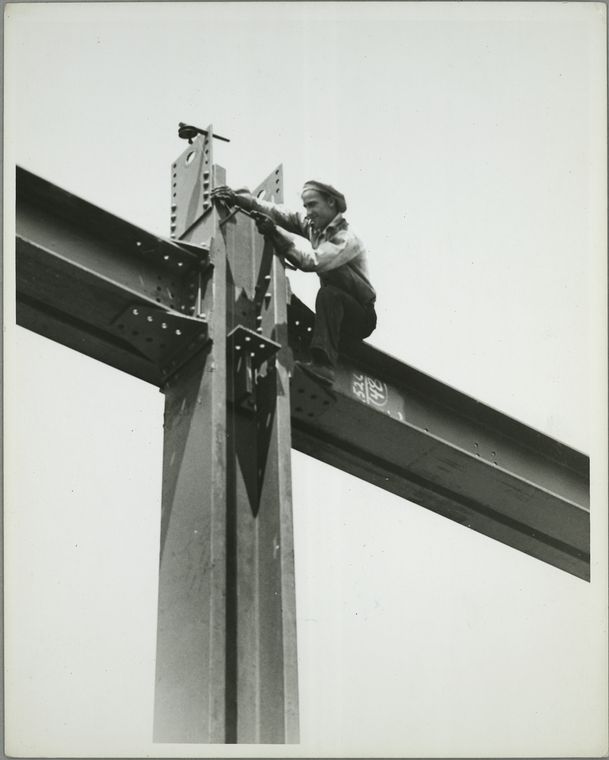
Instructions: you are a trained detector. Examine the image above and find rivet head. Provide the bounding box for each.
[132,308,139,316]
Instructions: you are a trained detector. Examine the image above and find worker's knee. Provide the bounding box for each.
[316,285,343,306]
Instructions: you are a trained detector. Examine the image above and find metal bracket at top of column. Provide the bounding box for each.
[178,122,230,144]
[171,124,216,239]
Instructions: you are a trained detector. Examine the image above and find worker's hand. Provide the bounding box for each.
[253,212,276,236]
[211,186,236,206]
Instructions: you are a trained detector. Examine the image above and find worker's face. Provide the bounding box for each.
[301,190,337,230]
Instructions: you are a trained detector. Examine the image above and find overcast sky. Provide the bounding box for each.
[4,2,607,757]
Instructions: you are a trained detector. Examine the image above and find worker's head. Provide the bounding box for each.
[301,181,346,230]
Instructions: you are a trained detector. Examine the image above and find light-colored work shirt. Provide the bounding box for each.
[245,196,376,306]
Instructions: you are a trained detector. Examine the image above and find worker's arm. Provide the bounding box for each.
[211,185,307,237]
[254,215,362,273]
[281,227,362,273]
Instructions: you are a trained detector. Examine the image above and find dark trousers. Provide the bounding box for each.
[310,284,377,366]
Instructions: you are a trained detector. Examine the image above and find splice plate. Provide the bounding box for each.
[112,303,208,371]
[290,364,336,420]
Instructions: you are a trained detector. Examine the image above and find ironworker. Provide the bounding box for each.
[211,181,377,385]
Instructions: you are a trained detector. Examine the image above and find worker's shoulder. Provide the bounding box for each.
[336,220,366,249]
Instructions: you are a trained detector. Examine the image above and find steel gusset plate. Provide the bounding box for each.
[290,364,336,421]
[112,303,209,377]
[171,127,214,239]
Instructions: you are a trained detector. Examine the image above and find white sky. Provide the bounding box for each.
[3,2,608,757]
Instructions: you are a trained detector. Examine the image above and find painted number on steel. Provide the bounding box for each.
[352,373,388,408]
[350,372,405,421]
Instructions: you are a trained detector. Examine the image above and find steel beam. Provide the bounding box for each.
[16,167,209,386]
[288,299,590,581]
[15,167,590,584]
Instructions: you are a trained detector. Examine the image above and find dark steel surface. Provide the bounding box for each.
[220,165,299,743]
[154,235,228,743]
[16,166,209,385]
[288,297,590,580]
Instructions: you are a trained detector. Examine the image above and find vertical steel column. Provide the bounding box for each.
[154,128,228,742]
[154,129,298,743]
[222,166,299,743]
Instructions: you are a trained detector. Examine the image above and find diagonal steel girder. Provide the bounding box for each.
[14,165,590,581]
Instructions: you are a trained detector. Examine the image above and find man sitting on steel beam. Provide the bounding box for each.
[211,180,377,386]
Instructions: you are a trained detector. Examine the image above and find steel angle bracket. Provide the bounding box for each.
[171,239,213,271]
[112,303,209,380]
[227,325,281,411]
[290,364,336,421]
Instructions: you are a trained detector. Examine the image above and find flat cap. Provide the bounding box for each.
[301,180,347,213]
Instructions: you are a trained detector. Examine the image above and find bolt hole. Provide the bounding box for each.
[295,406,303,412]
[145,337,153,343]
[132,330,139,337]
[308,413,315,418]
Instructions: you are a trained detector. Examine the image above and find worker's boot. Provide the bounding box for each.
[297,349,336,386]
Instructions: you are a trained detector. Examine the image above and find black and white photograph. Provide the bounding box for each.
[3,2,608,757]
